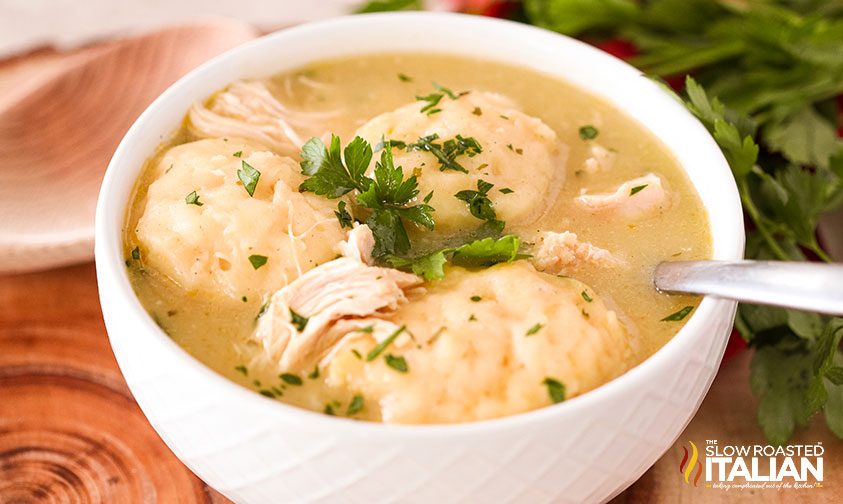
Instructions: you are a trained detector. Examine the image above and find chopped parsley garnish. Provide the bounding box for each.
[131,246,140,261]
[499,188,514,194]
[248,254,268,270]
[455,179,503,230]
[237,160,261,197]
[280,373,303,385]
[351,349,363,360]
[526,323,544,336]
[470,295,482,302]
[406,133,482,173]
[289,308,309,332]
[308,367,320,380]
[469,314,477,321]
[259,390,276,398]
[366,325,405,361]
[543,377,566,404]
[185,191,203,206]
[387,235,522,281]
[472,107,482,116]
[324,403,335,415]
[242,296,248,303]
[335,200,353,228]
[629,184,648,196]
[374,137,407,152]
[579,125,599,140]
[398,73,413,82]
[581,290,593,302]
[233,150,243,157]
[356,325,374,334]
[385,354,408,373]
[346,394,364,415]
[234,365,248,376]
[661,306,694,322]
[499,114,509,120]
[415,82,467,114]
[298,135,434,257]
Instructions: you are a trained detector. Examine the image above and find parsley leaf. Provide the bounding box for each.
[579,125,599,140]
[299,135,372,198]
[289,308,309,332]
[414,82,468,115]
[526,323,544,336]
[237,161,261,197]
[406,133,482,173]
[346,394,365,415]
[661,306,694,322]
[248,254,268,270]
[366,325,405,361]
[280,373,303,386]
[387,235,522,280]
[543,377,567,404]
[455,179,503,230]
[335,201,353,228]
[629,184,648,196]
[385,354,409,373]
[299,136,434,257]
[185,191,203,206]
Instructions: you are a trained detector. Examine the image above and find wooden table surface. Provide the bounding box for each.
[1,263,839,503]
[1,31,840,504]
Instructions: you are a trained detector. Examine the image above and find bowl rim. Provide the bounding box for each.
[96,11,745,437]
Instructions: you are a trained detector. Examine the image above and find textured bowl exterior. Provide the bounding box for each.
[96,13,744,504]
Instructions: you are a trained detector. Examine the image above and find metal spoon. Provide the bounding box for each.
[655,260,843,316]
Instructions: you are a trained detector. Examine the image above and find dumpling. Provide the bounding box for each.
[135,138,345,301]
[355,91,567,233]
[323,261,634,423]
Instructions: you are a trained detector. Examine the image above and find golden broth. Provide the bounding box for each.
[124,53,711,420]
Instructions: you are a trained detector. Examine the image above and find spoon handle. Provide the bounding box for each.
[654,260,843,316]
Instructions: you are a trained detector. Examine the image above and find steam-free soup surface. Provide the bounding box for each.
[125,54,711,423]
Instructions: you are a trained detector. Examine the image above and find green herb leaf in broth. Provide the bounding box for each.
[543,377,567,404]
[661,306,694,322]
[346,394,365,415]
[579,125,599,140]
[366,325,406,361]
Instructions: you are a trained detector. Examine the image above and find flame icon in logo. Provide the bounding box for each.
[679,441,703,486]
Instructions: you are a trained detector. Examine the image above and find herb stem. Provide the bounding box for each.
[737,178,790,262]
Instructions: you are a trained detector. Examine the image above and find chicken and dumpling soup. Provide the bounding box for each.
[124,54,711,423]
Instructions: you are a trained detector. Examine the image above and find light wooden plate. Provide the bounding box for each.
[0,20,257,274]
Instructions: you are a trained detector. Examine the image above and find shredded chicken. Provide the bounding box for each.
[582,143,616,174]
[253,229,422,371]
[532,231,622,275]
[575,173,670,220]
[337,223,375,265]
[188,80,339,156]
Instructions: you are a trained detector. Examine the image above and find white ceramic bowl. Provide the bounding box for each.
[96,12,744,504]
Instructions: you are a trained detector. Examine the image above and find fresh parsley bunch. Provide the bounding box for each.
[521,0,843,444]
[299,135,434,257]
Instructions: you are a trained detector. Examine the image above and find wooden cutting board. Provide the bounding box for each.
[1,263,840,502]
